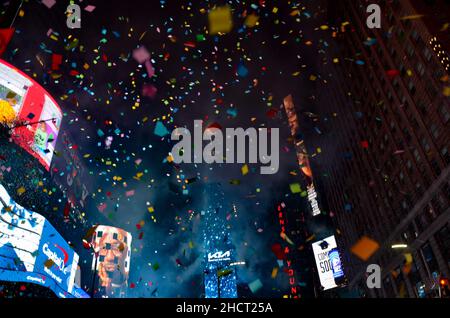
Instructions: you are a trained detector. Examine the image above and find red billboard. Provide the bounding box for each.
[0,59,62,170]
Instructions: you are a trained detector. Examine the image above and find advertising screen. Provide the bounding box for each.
[0,59,62,171]
[0,183,84,297]
[312,235,345,291]
[91,225,132,297]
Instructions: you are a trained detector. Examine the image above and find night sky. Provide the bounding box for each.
[2,0,337,297]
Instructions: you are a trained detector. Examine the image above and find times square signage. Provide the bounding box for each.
[277,203,299,298]
[307,184,321,216]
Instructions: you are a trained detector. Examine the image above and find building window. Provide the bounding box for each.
[441,147,449,164]
[430,159,441,176]
[411,30,419,42]
[114,257,119,264]
[406,160,412,171]
[423,47,432,62]
[401,200,408,210]
[435,225,450,271]
[439,105,450,124]
[393,78,399,89]
[99,255,105,262]
[387,90,393,102]
[421,243,440,275]
[390,121,396,131]
[430,124,440,139]
[406,43,415,57]
[105,243,111,250]
[408,81,416,95]
[416,100,427,116]
[97,231,103,238]
[113,233,118,240]
[413,148,421,163]
[422,138,431,153]
[416,62,425,77]
[416,181,423,194]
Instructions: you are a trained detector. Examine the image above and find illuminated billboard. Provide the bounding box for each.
[311,235,345,291]
[283,95,321,216]
[0,183,86,298]
[0,59,62,171]
[91,225,132,298]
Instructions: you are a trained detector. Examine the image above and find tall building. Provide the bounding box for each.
[202,183,237,298]
[316,0,449,297]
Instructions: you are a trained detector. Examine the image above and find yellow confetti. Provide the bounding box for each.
[271,267,279,279]
[400,14,424,20]
[241,164,249,175]
[208,6,233,35]
[244,14,259,28]
[443,86,450,97]
[17,187,26,196]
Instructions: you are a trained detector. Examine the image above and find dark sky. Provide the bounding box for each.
[2,0,335,297]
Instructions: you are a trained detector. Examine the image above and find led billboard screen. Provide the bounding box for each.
[311,235,345,291]
[91,225,132,298]
[0,59,62,171]
[0,183,85,298]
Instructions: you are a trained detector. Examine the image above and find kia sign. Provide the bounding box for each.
[0,59,62,170]
[0,183,85,297]
[311,235,345,291]
[208,250,231,263]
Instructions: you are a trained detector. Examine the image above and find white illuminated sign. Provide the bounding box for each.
[208,250,231,263]
[312,235,338,290]
[307,184,321,216]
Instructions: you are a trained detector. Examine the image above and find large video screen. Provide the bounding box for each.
[0,183,81,297]
[0,59,62,171]
[92,225,132,297]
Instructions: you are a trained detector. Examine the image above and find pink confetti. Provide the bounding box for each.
[97,203,107,213]
[142,83,157,98]
[84,5,96,12]
[42,0,56,9]
[132,46,150,64]
[145,60,155,77]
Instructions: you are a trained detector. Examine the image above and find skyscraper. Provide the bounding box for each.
[202,183,237,298]
[315,0,449,298]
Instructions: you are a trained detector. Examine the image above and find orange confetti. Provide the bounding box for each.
[350,236,380,261]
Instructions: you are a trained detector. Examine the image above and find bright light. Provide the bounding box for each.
[391,244,408,249]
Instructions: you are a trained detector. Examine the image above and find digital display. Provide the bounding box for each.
[0,184,83,297]
[0,59,62,171]
[312,235,345,291]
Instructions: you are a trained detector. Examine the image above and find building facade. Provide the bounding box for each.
[202,183,238,298]
[317,0,450,297]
